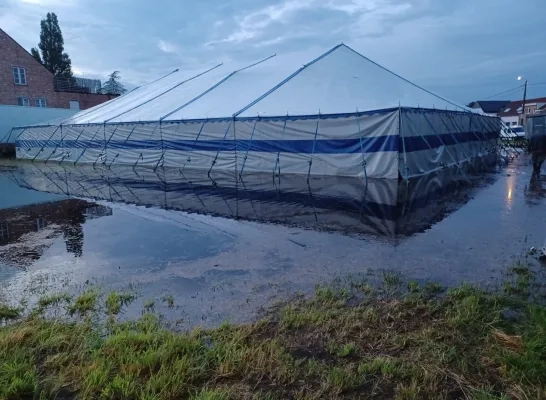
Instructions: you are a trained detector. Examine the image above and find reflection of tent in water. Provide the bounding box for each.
[13,44,500,180]
[12,162,495,239]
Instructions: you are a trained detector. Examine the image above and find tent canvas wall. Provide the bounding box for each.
[13,44,501,180]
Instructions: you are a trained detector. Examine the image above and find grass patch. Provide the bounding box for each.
[68,288,100,316]
[0,305,21,321]
[105,291,136,315]
[38,292,72,309]
[1,262,545,399]
[383,271,401,287]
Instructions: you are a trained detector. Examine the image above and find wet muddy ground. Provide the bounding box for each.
[0,157,545,327]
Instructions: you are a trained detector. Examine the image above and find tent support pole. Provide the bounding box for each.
[32,125,62,163]
[239,118,258,179]
[106,125,136,168]
[154,121,165,171]
[103,123,120,149]
[133,153,143,169]
[445,112,483,173]
[307,113,320,184]
[208,119,233,178]
[57,126,85,164]
[108,154,119,169]
[272,115,288,179]
[97,124,120,167]
[421,111,468,179]
[0,128,13,144]
[439,111,472,163]
[45,125,63,164]
[93,123,107,169]
[398,107,409,181]
[181,120,207,174]
[355,109,369,191]
[74,125,103,166]
[12,127,26,149]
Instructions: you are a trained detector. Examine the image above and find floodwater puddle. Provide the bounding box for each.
[0,159,545,326]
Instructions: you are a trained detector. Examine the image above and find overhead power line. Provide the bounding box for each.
[484,84,525,100]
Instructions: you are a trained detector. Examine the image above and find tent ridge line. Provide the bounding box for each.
[160,54,277,122]
[160,70,237,121]
[104,62,224,123]
[342,45,468,112]
[232,43,345,117]
[235,54,276,73]
[61,68,181,126]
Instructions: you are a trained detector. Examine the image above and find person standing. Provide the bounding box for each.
[529,134,546,175]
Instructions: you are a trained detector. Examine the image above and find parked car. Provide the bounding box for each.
[511,126,525,137]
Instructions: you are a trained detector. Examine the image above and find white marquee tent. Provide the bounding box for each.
[14,44,500,179]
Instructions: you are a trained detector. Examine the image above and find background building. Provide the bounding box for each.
[467,100,511,116]
[498,97,546,126]
[0,28,114,110]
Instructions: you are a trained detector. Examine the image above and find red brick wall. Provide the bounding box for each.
[0,28,113,110]
[50,91,116,110]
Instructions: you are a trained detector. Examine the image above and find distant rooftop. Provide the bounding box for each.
[53,76,102,94]
[467,100,510,114]
[499,97,546,116]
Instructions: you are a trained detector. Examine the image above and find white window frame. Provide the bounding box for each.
[12,66,27,85]
[17,97,30,107]
[35,98,47,108]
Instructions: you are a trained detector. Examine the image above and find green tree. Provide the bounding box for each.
[102,71,127,95]
[30,48,42,64]
[30,12,73,77]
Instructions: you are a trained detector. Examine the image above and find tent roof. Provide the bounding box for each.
[61,44,471,126]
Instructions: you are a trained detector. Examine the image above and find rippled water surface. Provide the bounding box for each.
[0,158,545,326]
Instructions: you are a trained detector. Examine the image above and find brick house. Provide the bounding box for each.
[497,97,546,127]
[0,27,115,110]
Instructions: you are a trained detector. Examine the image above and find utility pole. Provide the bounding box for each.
[521,80,528,126]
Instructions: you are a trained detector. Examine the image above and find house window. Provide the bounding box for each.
[12,67,27,85]
[69,100,80,110]
[35,98,47,108]
[504,108,511,113]
[17,97,30,106]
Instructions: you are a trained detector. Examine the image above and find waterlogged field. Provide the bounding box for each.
[1,259,545,399]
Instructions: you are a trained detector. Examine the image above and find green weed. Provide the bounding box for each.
[68,289,100,316]
[105,291,136,315]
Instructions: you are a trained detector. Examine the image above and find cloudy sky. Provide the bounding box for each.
[1,0,545,103]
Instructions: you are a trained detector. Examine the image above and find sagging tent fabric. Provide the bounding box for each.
[14,44,501,180]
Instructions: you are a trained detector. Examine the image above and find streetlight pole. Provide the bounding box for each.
[518,76,528,126]
[521,80,528,126]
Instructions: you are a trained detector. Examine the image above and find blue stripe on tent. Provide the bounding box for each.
[16,135,398,154]
[16,130,498,155]
[400,131,499,152]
